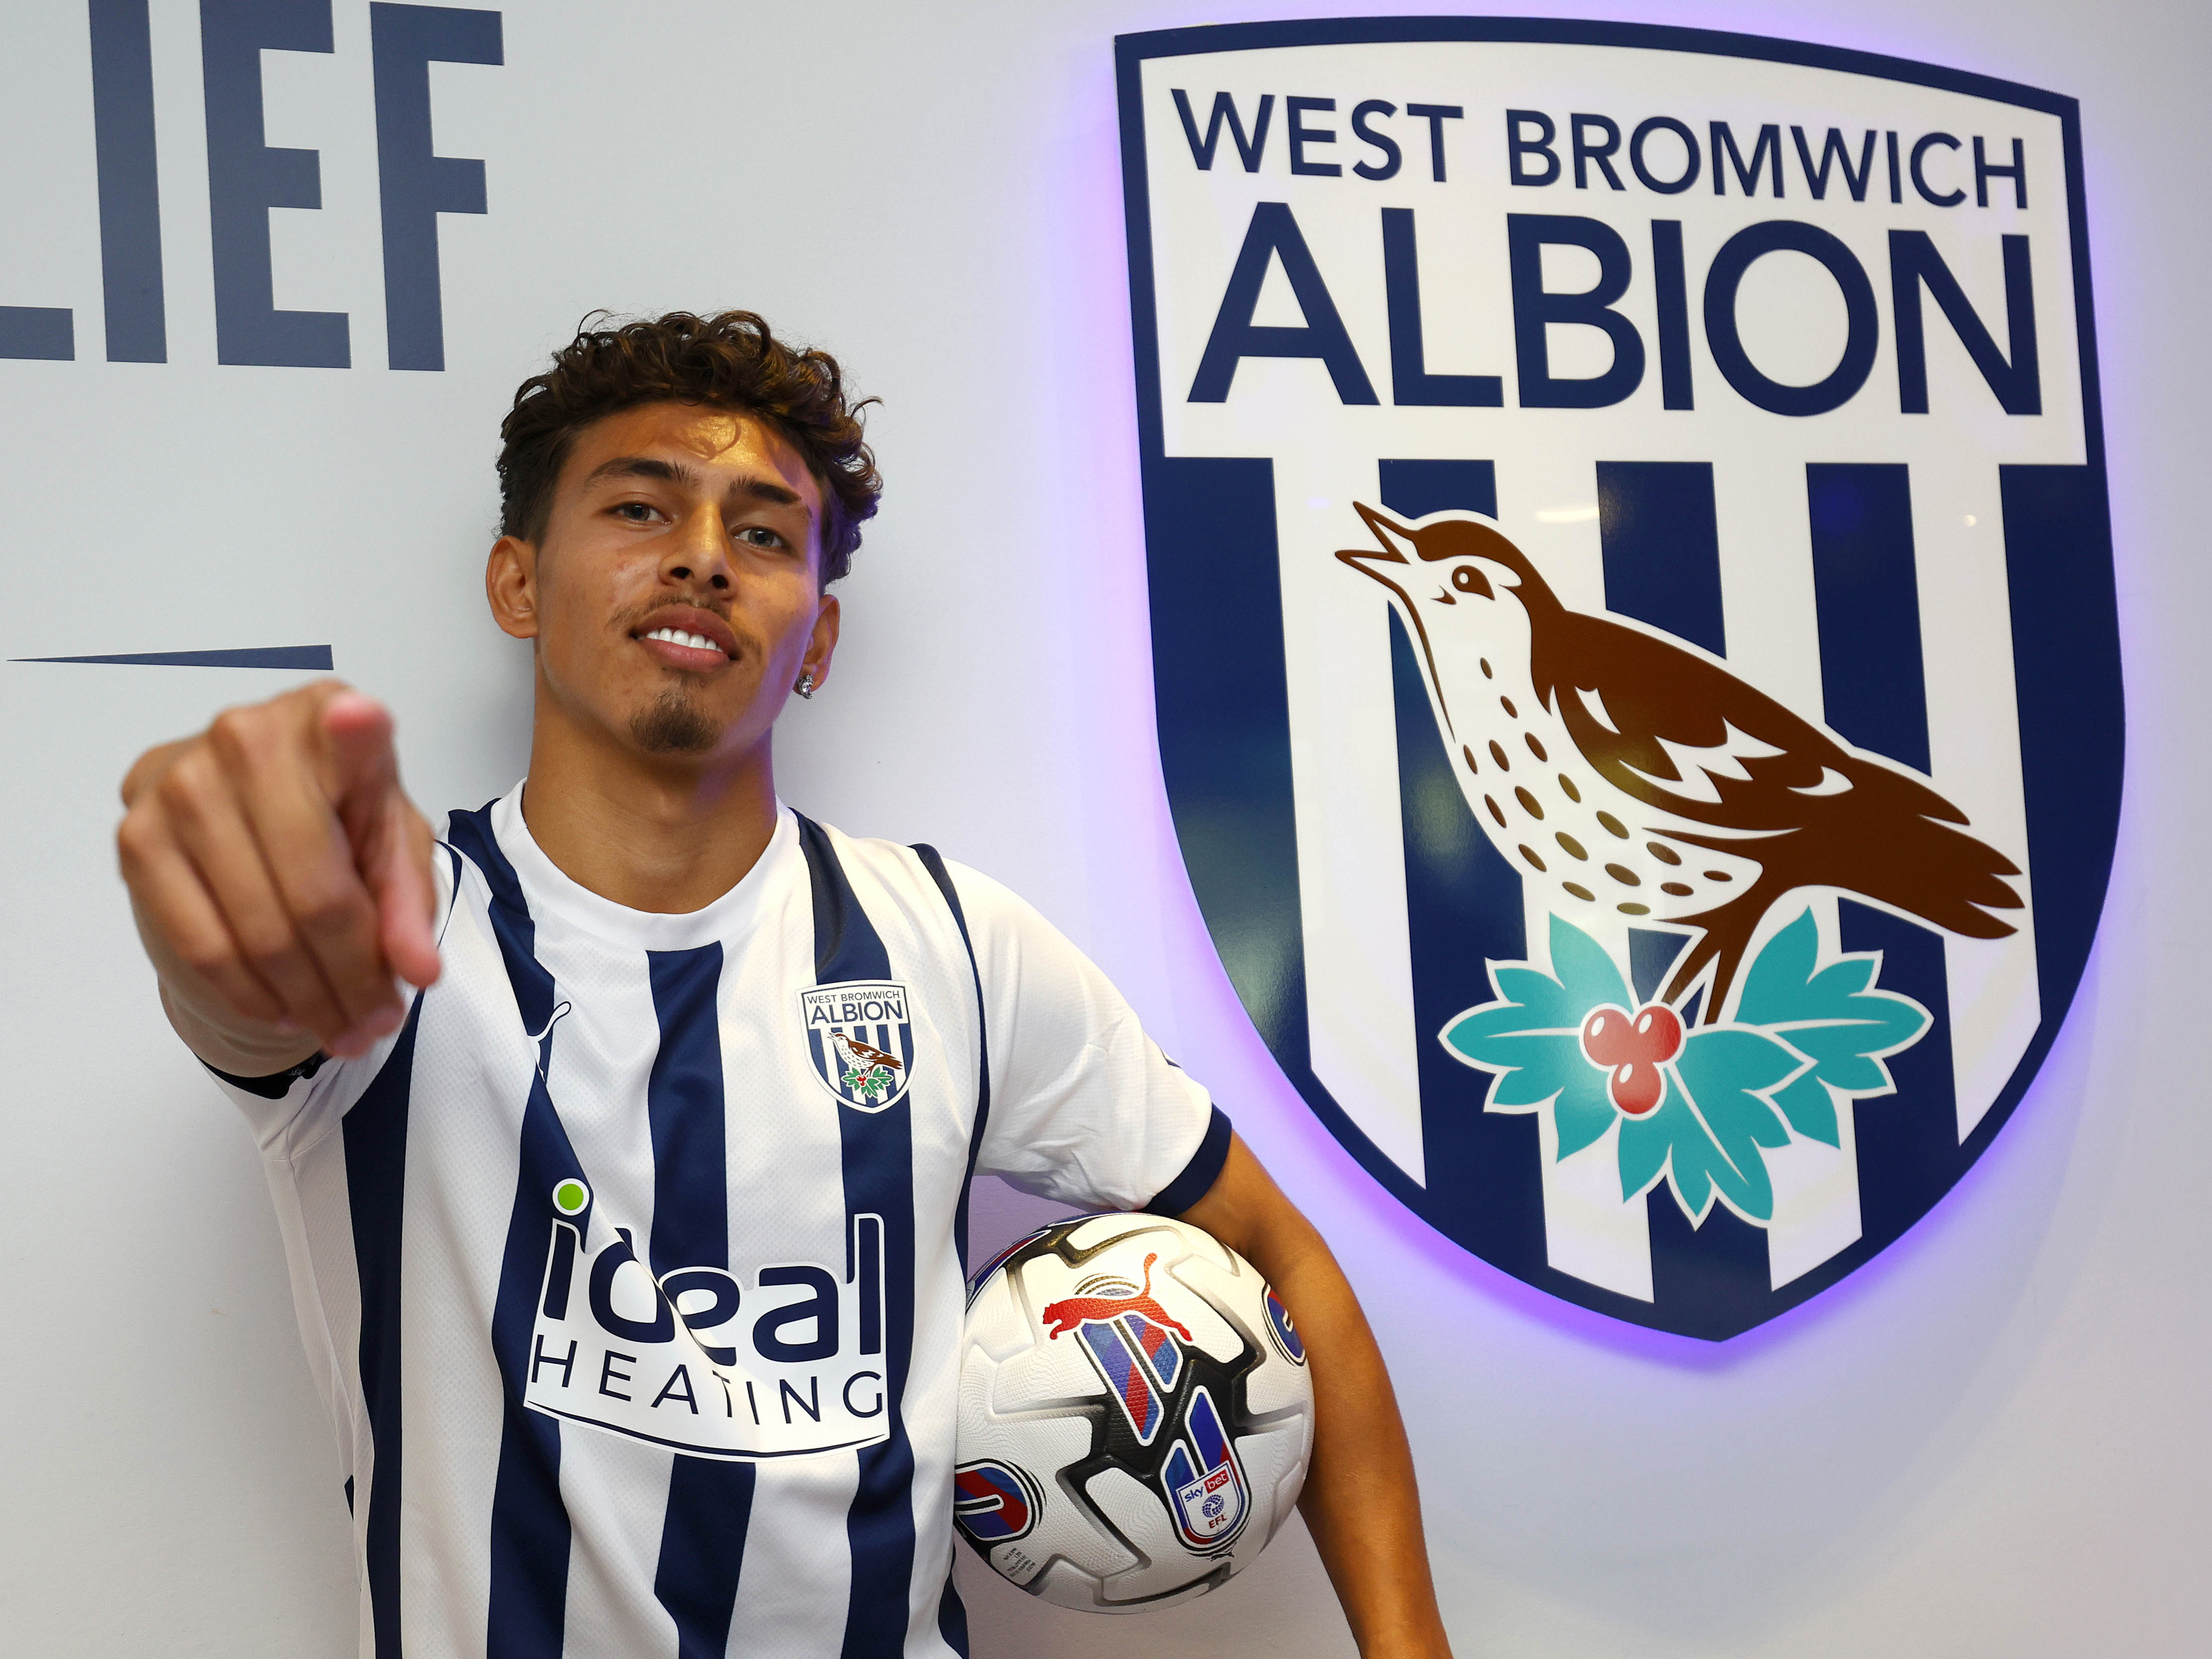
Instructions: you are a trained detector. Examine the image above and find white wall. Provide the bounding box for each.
[0,0,2202,1654]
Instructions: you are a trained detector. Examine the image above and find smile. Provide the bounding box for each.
[632,607,740,672]
[642,627,723,652]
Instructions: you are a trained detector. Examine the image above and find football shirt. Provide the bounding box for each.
[211,783,1227,1659]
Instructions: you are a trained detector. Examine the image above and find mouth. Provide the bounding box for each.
[631,604,739,673]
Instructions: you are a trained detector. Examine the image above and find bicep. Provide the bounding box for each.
[1172,1134,1328,1279]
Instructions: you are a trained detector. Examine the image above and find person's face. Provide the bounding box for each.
[487,401,839,768]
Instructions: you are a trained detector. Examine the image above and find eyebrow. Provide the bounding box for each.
[583,455,812,518]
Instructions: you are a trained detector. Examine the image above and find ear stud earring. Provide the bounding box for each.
[795,672,817,699]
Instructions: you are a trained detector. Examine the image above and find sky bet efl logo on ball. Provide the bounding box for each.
[1116,20,2120,1339]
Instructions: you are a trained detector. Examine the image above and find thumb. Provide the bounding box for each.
[321,693,442,991]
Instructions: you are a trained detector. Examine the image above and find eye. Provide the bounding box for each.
[611,501,659,523]
[737,525,787,550]
[1452,565,1482,592]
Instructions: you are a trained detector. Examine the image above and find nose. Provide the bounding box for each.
[659,504,735,592]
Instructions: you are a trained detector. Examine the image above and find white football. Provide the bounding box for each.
[954,1212,1316,1611]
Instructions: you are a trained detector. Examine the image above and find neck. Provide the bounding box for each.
[520,696,781,916]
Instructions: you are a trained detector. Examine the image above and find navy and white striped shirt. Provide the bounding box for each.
[213,784,1227,1659]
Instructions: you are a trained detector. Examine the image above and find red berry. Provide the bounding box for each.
[1631,1003,1684,1063]
[1580,1005,1634,1066]
[1585,1001,1684,1114]
[1611,1060,1665,1115]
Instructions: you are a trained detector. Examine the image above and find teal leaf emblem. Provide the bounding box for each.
[1438,909,1930,1227]
[1442,916,1631,1161]
[1616,1027,1800,1221]
[842,1063,895,1100]
[1733,910,1932,1147]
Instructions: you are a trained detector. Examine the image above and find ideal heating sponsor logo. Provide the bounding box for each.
[526,1181,890,1459]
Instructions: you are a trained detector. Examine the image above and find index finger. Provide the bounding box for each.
[322,695,440,990]
[208,703,400,1034]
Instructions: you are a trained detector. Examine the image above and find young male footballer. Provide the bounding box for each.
[117,312,1454,1659]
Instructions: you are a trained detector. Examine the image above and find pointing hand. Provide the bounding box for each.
[118,682,440,1070]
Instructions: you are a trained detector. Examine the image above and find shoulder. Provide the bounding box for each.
[803,821,1046,935]
[432,800,500,896]
[430,806,496,913]
[791,822,1082,988]
[785,815,929,907]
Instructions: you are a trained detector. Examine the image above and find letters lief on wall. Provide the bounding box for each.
[0,1,503,372]
[1118,20,2120,1339]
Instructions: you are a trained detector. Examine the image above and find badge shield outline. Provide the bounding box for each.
[1116,18,2121,1339]
[799,980,916,1113]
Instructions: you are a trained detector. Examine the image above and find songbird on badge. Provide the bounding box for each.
[830,1029,904,1080]
[1337,505,2023,1021]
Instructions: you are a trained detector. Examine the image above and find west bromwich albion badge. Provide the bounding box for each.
[1117,18,2120,1339]
[800,982,916,1112]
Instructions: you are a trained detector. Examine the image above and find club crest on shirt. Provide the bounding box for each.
[799,981,915,1112]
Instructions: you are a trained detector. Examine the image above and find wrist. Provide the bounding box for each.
[1361,1638,1454,1659]
[1354,1611,1454,1659]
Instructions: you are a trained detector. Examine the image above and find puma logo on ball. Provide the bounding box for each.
[1039,1253,1193,1340]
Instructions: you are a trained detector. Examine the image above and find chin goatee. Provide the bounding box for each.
[630,691,721,755]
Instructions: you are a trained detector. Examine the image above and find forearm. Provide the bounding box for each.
[1178,1137,1453,1658]
[1271,1230,1453,1659]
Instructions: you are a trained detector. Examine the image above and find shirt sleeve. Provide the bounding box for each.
[945,858,1230,1214]
[202,1021,405,1158]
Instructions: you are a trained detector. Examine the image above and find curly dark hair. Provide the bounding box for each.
[497,311,881,584]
